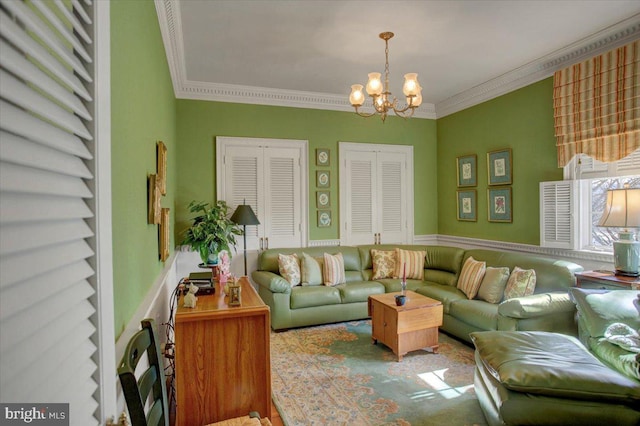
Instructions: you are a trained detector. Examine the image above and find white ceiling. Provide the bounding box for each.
[157,1,640,118]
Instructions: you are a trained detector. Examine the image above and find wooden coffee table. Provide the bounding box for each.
[368,291,443,361]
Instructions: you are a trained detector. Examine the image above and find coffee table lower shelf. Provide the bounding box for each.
[368,291,444,362]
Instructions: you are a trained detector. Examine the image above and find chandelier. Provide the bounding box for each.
[349,32,422,122]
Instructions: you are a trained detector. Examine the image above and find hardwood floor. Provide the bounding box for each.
[270,400,283,426]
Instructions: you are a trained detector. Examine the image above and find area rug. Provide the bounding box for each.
[270,320,487,426]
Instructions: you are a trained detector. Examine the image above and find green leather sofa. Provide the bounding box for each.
[252,244,584,342]
[470,288,640,425]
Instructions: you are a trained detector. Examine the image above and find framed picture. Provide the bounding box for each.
[456,154,477,187]
[159,208,170,262]
[488,187,512,222]
[317,210,332,227]
[316,190,330,208]
[487,148,512,186]
[147,174,161,224]
[228,283,241,306]
[316,170,330,188]
[456,190,477,221]
[316,148,330,166]
[157,141,167,195]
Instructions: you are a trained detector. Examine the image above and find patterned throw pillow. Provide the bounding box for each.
[301,252,323,286]
[504,267,537,300]
[457,256,487,299]
[278,253,300,287]
[476,267,510,303]
[371,249,397,280]
[323,252,346,286]
[394,248,426,280]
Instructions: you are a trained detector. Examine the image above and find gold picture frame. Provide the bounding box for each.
[147,174,161,224]
[228,283,242,306]
[160,208,170,261]
[316,170,330,188]
[157,141,167,195]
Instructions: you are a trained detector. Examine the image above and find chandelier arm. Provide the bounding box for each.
[353,106,378,118]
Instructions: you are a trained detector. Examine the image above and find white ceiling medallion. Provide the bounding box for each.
[155,1,639,119]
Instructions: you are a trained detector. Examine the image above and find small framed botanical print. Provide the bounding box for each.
[316,170,330,188]
[456,154,477,187]
[316,148,330,166]
[317,210,332,227]
[316,191,330,208]
[488,187,512,222]
[456,190,477,221]
[487,148,512,186]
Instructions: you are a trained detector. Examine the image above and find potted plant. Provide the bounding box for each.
[181,200,242,265]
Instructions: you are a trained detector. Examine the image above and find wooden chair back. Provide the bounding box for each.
[118,319,169,426]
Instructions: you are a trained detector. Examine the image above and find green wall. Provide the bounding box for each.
[111,0,176,338]
[437,78,562,244]
[175,101,437,242]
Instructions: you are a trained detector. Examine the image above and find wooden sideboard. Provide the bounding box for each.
[175,277,271,425]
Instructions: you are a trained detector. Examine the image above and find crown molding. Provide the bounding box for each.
[156,1,639,120]
[435,15,640,118]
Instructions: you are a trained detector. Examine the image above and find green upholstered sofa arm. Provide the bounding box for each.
[498,292,575,319]
[252,271,292,294]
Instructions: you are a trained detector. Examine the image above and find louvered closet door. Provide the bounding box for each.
[344,150,378,245]
[0,0,106,424]
[223,145,264,251]
[378,152,408,244]
[263,147,302,248]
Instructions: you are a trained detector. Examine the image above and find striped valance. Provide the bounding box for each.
[553,40,640,167]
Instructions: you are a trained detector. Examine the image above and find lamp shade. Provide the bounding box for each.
[598,187,640,228]
[230,204,260,226]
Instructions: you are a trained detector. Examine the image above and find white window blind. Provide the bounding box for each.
[0,1,104,424]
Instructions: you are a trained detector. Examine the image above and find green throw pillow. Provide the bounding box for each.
[476,267,510,304]
[301,252,323,286]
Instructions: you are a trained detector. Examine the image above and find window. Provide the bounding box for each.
[565,149,640,252]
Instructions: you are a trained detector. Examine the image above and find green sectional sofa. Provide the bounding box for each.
[252,244,583,342]
[470,288,640,425]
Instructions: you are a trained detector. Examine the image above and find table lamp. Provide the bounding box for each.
[230,201,260,276]
[598,184,640,276]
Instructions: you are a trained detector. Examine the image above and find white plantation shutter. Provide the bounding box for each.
[0,1,111,424]
[228,151,260,240]
[539,181,579,249]
[350,158,374,235]
[267,157,295,235]
[617,149,640,174]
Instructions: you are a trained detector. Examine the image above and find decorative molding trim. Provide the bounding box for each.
[412,234,438,245]
[436,15,640,118]
[309,239,342,247]
[435,235,613,265]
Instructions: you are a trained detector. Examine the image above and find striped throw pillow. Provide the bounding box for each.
[394,248,426,280]
[323,252,346,286]
[457,256,486,299]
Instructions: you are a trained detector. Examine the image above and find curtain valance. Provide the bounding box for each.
[553,40,639,167]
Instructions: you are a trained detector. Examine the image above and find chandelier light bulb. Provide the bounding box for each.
[403,73,420,96]
[349,84,365,106]
[366,72,383,96]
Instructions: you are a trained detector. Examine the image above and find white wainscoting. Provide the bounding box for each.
[430,235,613,271]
